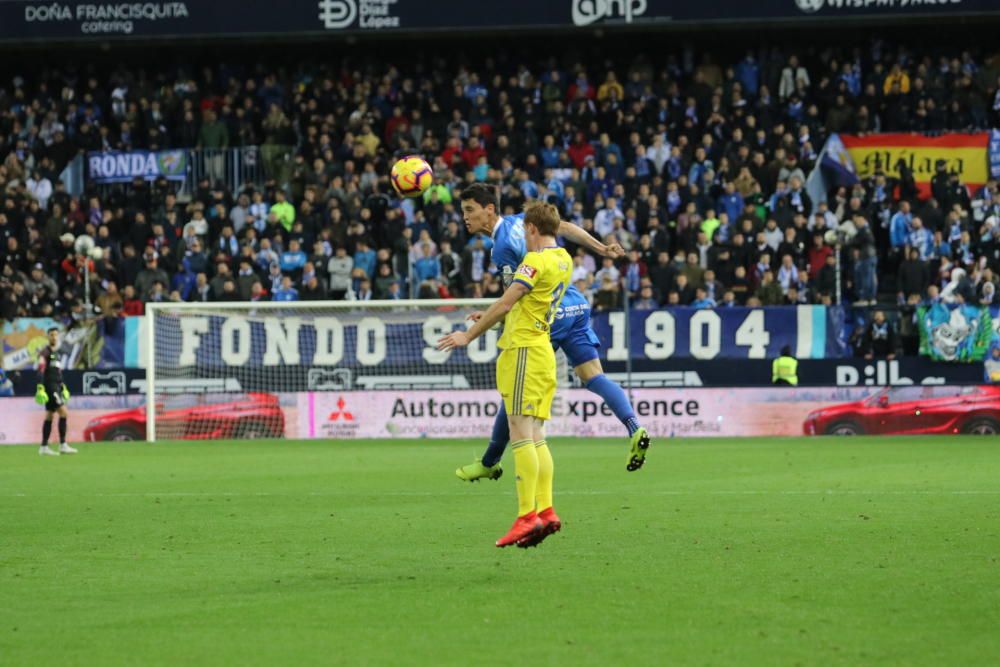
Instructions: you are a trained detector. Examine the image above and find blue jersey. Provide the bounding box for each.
[490,213,528,288]
[491,214,599,366]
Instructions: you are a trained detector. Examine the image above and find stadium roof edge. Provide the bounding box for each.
[0,3,997,48]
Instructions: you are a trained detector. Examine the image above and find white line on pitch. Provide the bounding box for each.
[3,490,1000,498]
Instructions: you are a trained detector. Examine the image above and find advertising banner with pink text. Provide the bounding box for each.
[299,385,1000,440]
[2,385,997,445]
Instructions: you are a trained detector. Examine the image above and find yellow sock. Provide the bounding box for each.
[511,439,538,517]
[535,440,554,512]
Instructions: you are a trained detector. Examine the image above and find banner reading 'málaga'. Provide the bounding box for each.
[842,133,990,197]
[809,132,1000,202]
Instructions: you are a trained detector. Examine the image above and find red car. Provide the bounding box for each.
[83,392,285,441]
[804,385,1000,436]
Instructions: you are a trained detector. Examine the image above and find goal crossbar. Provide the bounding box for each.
[144,298,494,442]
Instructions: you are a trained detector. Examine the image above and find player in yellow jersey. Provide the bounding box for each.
[438,202,572,548]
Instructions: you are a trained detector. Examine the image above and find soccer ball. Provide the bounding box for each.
[390,156,433,198]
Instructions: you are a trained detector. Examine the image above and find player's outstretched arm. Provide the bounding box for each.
[437,283,529,350]
[558,220,624,259]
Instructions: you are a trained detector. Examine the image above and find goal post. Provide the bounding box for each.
[144,299,498,442]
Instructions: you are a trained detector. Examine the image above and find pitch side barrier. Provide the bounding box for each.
[3,384,999,444]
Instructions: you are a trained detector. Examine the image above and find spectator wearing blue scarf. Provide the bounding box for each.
[414,243,441,283]
[279,239,307,274]
[545,173,565,207]
[518,171,539,200]
[272,276,299,302]
[717,182,744,223]
[889,203,913,248]
[353,241,376,280]
[688,147,712,188]
[633,145,654,183]
[735,52,760,96]
[665,148,683,181]
[930,230,952,259]
[840,62,862,97]
[691,287,717,309]
[172,261,197,301]
[908,218,933,260]
[540,136,560,168]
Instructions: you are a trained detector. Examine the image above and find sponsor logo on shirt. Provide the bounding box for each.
[517,265,537,279]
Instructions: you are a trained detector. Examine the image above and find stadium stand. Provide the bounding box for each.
[1,36,999,328]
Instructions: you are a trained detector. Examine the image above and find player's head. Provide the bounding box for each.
[47,327,59,346]
[523,201,561,250]
[459,183,499,235]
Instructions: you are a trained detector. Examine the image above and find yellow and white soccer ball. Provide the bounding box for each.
[390,156,433,198]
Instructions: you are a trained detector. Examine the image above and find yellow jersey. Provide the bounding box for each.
[498,246,573,350]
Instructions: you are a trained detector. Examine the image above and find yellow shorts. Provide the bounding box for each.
[496,346,557,421]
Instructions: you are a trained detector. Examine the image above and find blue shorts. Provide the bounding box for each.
[551,306,601,368]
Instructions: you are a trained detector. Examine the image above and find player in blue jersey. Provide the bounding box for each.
[454,183,651,479]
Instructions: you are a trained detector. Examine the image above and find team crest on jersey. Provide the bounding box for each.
[501,265,514,287]
[517,265,537,279]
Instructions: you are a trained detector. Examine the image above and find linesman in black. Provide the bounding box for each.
[35,327,77,456]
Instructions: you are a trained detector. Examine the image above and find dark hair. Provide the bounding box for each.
[780,345,793,356]
[47,326,59,334]
[459,183,499,212]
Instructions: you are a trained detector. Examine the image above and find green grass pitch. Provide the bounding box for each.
[2,437,999,666]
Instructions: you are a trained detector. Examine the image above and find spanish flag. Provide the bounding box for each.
[841,133,989,199]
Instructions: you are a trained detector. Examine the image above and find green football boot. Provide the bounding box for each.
[455,458,503,482]
[626,427,651,472]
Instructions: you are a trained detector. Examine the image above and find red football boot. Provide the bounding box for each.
[517,507,562,549]
[495,512,543,548]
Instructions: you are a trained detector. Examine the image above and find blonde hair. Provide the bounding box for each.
[523,201,561,236]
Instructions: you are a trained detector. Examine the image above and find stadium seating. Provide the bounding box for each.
[1,38,998,335]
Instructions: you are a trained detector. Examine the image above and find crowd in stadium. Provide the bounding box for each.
[2,39,1000,329]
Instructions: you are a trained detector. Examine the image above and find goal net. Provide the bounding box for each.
[145,298,516,441]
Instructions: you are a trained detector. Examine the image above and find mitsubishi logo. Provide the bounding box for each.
[328,396,355,421]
